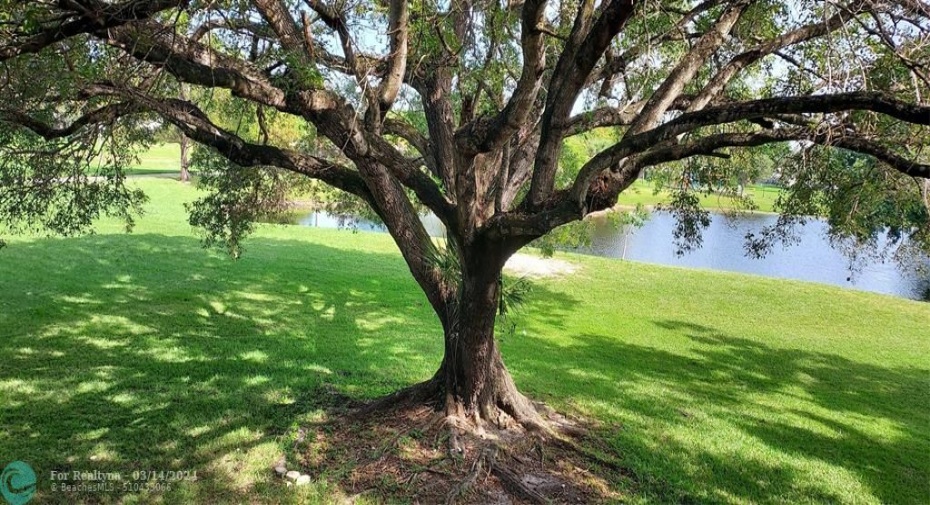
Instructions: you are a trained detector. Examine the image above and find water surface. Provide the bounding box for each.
[291,210,929,300]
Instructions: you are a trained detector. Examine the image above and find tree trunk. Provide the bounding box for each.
[922,179,929,215]
[179,134,190,182]
[178,83,191,183]
[412,246,543,431]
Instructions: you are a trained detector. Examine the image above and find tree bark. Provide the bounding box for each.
[179,134,190,182]
[438,310,542,430]
[178,83,191,183]
[414,245,543,431]
[922,178,930,215]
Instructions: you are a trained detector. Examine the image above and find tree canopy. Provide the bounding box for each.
[1,0,929,427]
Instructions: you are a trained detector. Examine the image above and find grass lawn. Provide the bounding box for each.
[1,178,927,504]
[124,143,183,175]
[618,179,782,213]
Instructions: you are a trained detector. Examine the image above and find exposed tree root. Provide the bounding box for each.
[491,455,549,504]
[349,366,552,439]
[289,387,624,504]
[350,374,443,419]
[445,446,489,505]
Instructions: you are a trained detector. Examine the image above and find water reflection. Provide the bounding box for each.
[584,212,929,300]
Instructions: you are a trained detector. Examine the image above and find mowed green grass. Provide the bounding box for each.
[126,143,183,175]
[618,179,782,213]
[1,179,927,504]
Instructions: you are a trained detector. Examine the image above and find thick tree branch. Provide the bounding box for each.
[588,0,722,86]
[0,103,142,139]
[108,20,450,237]
[190,18,273,42]
[103,20,379,176]
[527,0,638,206]
[104,21,288,109]
[0,0,187,62]
[378,0,409,117]
[350,157,452,318]
[1,83,375,203]
[142,97,372,200]
[416,73,458,200]
[252,0,311,62]
[632,128,930,179]
[625,0,749,134]
[487,125,929,243]
[384,117,436,173]
[687,5,864,112]
[304,0,363,78]
[565,95,699,136]
[455,0,546,155]
[363,134,455,226]
[570,91,930,203]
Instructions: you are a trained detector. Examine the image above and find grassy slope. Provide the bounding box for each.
[126,143,183,175]
[1,178,927,504]
[618,179,781,213]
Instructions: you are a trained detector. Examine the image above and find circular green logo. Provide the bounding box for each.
[1,461,36,505]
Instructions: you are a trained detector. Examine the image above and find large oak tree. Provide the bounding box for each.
[1,0,928,430]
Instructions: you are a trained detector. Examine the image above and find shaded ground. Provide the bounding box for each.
[291,396,626,504]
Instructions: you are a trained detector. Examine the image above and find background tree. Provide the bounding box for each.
[0,0,928,433]
[179,83,192,182]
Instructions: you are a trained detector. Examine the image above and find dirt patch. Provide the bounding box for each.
[504,254,578,279]
[288,401,629,504]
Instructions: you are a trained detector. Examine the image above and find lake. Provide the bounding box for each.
[291,210,930,301]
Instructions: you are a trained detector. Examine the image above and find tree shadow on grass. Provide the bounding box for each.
[0,232,445,503]
[505,315,929,504]
[3,233,927,503]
